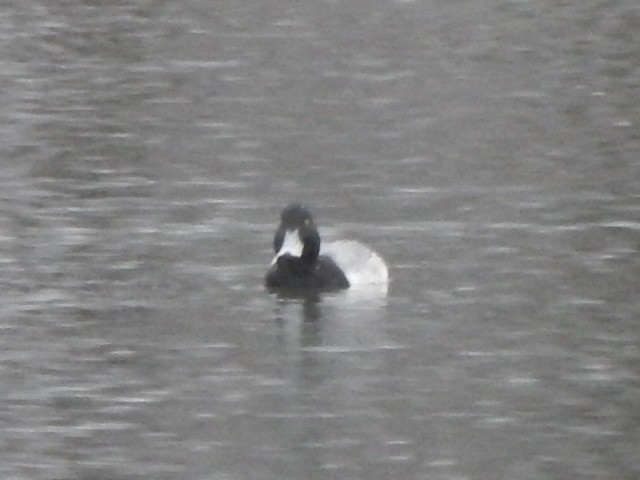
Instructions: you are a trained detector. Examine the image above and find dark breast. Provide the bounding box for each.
[265,255,349,291]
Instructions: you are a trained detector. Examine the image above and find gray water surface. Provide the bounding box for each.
[1,1,639,479]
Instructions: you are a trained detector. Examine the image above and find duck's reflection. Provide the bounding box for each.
[267,287,399,473]
[270,286,391,354]
[299,295,323,349]
[273,291,323,349]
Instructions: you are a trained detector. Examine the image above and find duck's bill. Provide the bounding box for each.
[271,229,304,265]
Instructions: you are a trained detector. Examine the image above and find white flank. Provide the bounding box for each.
[321,240,389,288]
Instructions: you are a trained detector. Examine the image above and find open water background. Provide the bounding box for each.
[1,1,639,479]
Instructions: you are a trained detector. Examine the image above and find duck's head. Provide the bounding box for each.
[272,204,320,265]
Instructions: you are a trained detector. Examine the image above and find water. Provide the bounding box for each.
[1,1,639,479]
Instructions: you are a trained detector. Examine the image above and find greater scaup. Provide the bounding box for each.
[265,204,388,292]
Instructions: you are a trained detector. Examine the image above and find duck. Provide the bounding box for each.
[265,204,388,292]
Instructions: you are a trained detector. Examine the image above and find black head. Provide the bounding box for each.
[273,204,320,264]
[280,204,314,230]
